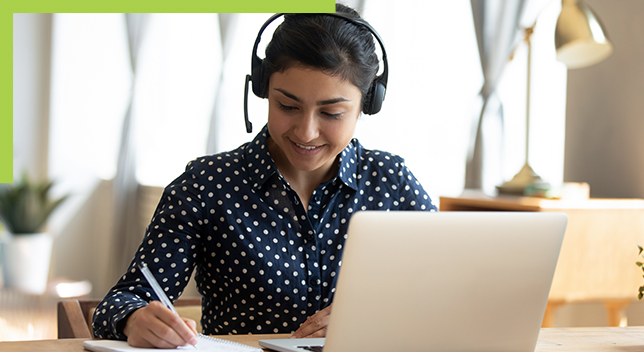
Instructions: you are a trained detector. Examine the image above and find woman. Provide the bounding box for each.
[92,4,437,348]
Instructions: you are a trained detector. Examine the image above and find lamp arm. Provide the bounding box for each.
[525,26,533,166]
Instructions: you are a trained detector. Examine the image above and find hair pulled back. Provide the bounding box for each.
[261,4,380,109]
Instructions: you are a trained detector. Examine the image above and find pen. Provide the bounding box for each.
[138,262,179,315]
[138,262,197,348]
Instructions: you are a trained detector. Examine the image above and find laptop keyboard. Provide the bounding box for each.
[298,346,324,352]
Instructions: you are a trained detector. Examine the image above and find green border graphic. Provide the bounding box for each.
[3,0,335,184]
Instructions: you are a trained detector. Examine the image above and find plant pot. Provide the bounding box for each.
[0,232,53,294]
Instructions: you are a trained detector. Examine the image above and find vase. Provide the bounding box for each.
[0,232,53,294]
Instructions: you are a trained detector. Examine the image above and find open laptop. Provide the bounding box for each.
[259,211,567,352]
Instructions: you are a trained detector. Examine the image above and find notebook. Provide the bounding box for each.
[259,211,567,352]
[83,334,262,352]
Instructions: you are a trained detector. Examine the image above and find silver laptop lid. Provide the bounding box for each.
[322,211,566,352]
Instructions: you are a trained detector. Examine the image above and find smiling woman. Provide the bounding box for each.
[91,4,437,348]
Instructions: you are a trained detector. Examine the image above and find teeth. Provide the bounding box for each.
[296,143,318,150]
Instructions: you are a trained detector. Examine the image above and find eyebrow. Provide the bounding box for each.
[274,88,351,106]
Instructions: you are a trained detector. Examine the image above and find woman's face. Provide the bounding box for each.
[267,65,362,176]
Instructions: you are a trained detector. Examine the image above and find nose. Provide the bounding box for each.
[293,109,319,143]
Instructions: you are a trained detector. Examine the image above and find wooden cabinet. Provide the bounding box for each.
[439,190,644,327]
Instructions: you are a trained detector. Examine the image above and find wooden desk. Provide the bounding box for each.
[0,334,280,352]
[439,191,644,327]
[3,328,644,351]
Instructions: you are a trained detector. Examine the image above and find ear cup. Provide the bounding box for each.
[363,79,386,115]
[250,54,264,98]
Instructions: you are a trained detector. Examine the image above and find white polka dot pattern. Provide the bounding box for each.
[92,124,437,339]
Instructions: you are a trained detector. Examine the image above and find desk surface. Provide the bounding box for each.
[3,327,644,351]
[439,190,644,211]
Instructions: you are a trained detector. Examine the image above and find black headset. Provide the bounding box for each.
[243,12,389,133]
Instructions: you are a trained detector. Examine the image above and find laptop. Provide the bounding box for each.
[259,211,567,352]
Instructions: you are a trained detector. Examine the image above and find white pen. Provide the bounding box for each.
[138,262,179,315]
[138,262,197,348]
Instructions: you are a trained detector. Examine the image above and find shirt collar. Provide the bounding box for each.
[245,125,279,190]
[245,124,359,191]
[336,140,359,191]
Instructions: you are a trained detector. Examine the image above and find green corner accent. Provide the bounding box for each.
[2,9,11,183]
[9,0,336,13]
[4,0,335,184]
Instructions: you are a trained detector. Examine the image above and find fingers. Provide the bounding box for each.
[124,301,198,348]
[183,317,198,335]
[291,305,332,339]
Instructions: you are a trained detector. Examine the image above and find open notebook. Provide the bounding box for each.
[83,334,261,352]
[260,211,567,352]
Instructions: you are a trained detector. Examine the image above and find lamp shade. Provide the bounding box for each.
[555,0,612,69]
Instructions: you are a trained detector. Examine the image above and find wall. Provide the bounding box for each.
[557,0,644,326]
[564,0,644,199]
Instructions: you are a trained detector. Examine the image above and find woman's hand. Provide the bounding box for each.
[123,301,198,348]
[290,305,332,339]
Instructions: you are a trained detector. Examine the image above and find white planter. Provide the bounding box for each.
[0,232,53,294]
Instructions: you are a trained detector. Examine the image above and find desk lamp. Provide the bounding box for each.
[496,0,612,197]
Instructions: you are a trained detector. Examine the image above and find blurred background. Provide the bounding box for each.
[5,0,644,340]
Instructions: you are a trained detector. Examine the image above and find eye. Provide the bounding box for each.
[323,112,343,119]
[278,103,297,112]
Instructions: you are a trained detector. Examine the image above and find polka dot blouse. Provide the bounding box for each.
[92,124,437,339]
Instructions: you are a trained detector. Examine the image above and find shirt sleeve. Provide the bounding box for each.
[395,157,438,212]
[92,160,205,339]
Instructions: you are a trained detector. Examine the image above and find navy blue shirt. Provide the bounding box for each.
[93,124,437,339]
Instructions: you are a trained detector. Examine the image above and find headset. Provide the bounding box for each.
[243,12,389,133]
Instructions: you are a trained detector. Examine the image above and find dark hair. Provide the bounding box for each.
[261,3,380,108]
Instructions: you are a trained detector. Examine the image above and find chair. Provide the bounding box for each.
[57,298,202,338]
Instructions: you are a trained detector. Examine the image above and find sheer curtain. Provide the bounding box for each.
[112,13,150,281]
[466,0,567,194]
[48,14,132,294]
[465,0,527,193]
[47,13,229,294]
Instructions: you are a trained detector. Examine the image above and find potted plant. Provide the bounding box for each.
[637,245,644,299]
[0,173,68,294]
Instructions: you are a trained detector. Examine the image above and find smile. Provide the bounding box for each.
[295,143,320,150]
[290,140,324,156]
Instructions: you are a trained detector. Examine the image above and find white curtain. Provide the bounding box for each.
[111,13,150,278]
[46,13,230,294]
[465,0,566,193]
[465,0,528,193]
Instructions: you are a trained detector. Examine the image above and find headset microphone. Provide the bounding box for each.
[243,12,388,134]
[243,75,253,133]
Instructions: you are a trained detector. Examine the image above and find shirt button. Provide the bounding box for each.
[309,278,319,286]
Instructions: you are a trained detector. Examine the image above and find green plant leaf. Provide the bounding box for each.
[0,173,68,234]
[639,244,643,255]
